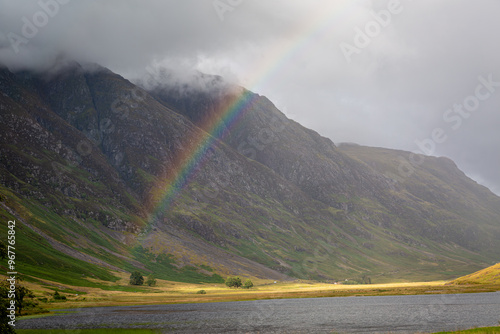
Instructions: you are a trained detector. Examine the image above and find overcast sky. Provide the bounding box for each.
[0,0,499,195]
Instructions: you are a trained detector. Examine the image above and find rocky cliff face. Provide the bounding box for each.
[1,63,499,285]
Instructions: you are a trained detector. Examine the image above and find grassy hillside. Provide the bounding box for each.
[450,263,500,285]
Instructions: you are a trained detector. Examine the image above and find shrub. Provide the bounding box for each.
[0,241,7,259]
[242,279,254,289]
[1,283,38,315]
[196,290,207,294]
[361,275,372,284]
[130,271,144,285]
[225,276,242,288]
[146,274,157,287]
[53,291,67,300]
[343,275,372,285]
[343,280,359,285]
[0,283,17,333]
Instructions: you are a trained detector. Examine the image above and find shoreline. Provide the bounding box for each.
[19,278,500,313]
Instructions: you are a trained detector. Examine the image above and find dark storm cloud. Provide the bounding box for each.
[0,0,498,194]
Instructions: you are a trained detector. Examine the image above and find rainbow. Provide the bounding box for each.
[145,90,256,224]
[145,2,356,225]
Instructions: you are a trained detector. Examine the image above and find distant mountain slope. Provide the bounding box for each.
[338,144,500,251]
[449,263,500,285]
[0,63,499,287]
[148,74,500,281]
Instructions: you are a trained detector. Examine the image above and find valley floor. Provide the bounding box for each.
[13,271,500,311]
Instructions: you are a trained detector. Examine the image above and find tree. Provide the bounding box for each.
[129,271,144,286]
[146,274,157,287]
[225,276,242,288]
[0,241,7,260]
[0,283,15,333]
[0,248,15,334]
[0,281,36,316]
[53,291,67,301]
[242,279,254,289]
[361,275,372,284]
[16,285,35,315]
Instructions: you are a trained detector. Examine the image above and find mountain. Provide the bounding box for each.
[449,263,500,285]
[0,62,499,287]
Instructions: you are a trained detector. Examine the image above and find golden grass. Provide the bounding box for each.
[13,271,499,312]
[451,263,500,285]
[434,326,500,333]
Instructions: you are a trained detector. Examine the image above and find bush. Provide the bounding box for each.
[0,241,7,259]
[0,283,15,333]
[196,290,207,294]
[361,275,372,284]
[146,274,157,287]
[343,275,372,285]
[130,271,144,286]
[242,279,254,289]
[53,291,67,301]
[225,276,242,288]
[17,285,37,315]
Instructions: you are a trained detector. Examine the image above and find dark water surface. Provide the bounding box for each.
[19,292,500,333]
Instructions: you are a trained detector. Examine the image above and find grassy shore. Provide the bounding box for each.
[42,280,500,310]
[10,270,500,311]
